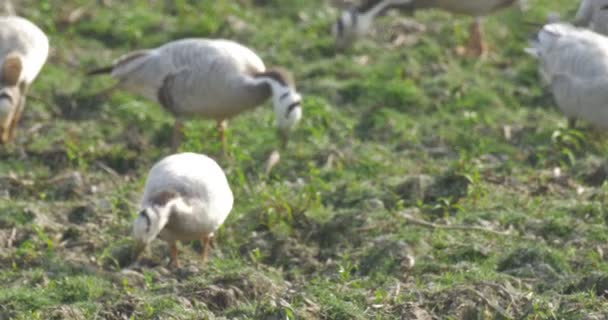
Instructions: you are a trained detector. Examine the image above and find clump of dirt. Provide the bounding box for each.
[394,172,470,206]
[313,209,367,255]
[397,303,432,320]
[190,284,240,312]
[269,237,321,275]
[240,230,322,276]
[572,155,608,187]
[49,305,86,320]
[182,270,285,313]
[445,243,489,264]
[67,205,96,224]
[0,207,36,228]
[358,237,414,277]
[426,282,523,319]
[564,272,608,297]
[103,240,140,269]
[98,297,138,320]
[497,246,569,290]
[49,171,85,199]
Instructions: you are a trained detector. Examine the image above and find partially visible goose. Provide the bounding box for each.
[332,0,519,55]
[0,15,48,144]
[132,152,233,268]
[88,38,303,151]
[574,0,608,35]
[525,23,608,128]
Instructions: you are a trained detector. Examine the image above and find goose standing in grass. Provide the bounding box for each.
[525,23,608,129]
[574,0,608,35]
[88,38,303,152]
[332,0,519,55]
[0,15,48,144]
[132,152,234,268]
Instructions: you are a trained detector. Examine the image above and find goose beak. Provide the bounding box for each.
[132,241,147,261]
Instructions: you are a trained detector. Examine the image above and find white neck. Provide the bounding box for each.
[147,197,192,239]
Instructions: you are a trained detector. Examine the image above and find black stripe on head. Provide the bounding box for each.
[602,4,608,10]
[336,16,344,37]
[0,92,12,104]
[139,209,151,233]
[285,101,301,118]
[254,68,295,88]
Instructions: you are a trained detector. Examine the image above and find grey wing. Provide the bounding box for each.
[551,74,608,125]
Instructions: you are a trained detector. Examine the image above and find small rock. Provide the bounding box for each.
[363,198,384,210]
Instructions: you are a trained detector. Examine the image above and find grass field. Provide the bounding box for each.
[2,0,608,319]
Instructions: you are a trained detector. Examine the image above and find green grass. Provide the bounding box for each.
[2,0,608,318]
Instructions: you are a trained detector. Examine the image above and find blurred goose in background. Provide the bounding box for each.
[88,38,302,153]
[0,15,48,144]
[525,23,608,129]
[574,0,608,35]
[332,0,520,55]
[132,152,234,268]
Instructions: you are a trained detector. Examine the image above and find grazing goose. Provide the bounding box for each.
[88,38,303,152]
[525,23,608,128]
[574,0,608,35]
[332,0,519,55]
[132,152,234,268]
[0,15,48,144]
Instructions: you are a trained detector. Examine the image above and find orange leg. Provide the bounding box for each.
[200,234,212,264]
[217,120,227,154]
[0,113,14,144]
[169,241,180,268]
[467,18,486,57]
[8,97,25,142]
[171,118,183,151]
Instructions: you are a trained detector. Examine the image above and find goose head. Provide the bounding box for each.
[132,191,178,256]
[254,68,302,148]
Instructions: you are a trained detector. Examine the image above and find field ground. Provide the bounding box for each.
[2,0,608,319]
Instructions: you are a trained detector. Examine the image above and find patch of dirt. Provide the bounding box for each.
[49,305,86,320]
[426,282,525,319]
[67,205,96,224]
[98,297,138,320]
[394,172,470,206]
[182,271,284,313]
[573,156,608,187]
[359,236,414,277]
[564,272,608,297]
[497,246,569,290]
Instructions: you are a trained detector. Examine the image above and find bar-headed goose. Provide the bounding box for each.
[0,16,48,144]
[332,0,519,55]
[88,38,303,152]
[574,0,608,35]
[132,152,234,268]
[525,23,608,128]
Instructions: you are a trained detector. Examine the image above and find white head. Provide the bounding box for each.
[132,191,178,252]
[0,53,25,144]
[332,9,361,49]
[254,68,302,148]
[332,0,413,49]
